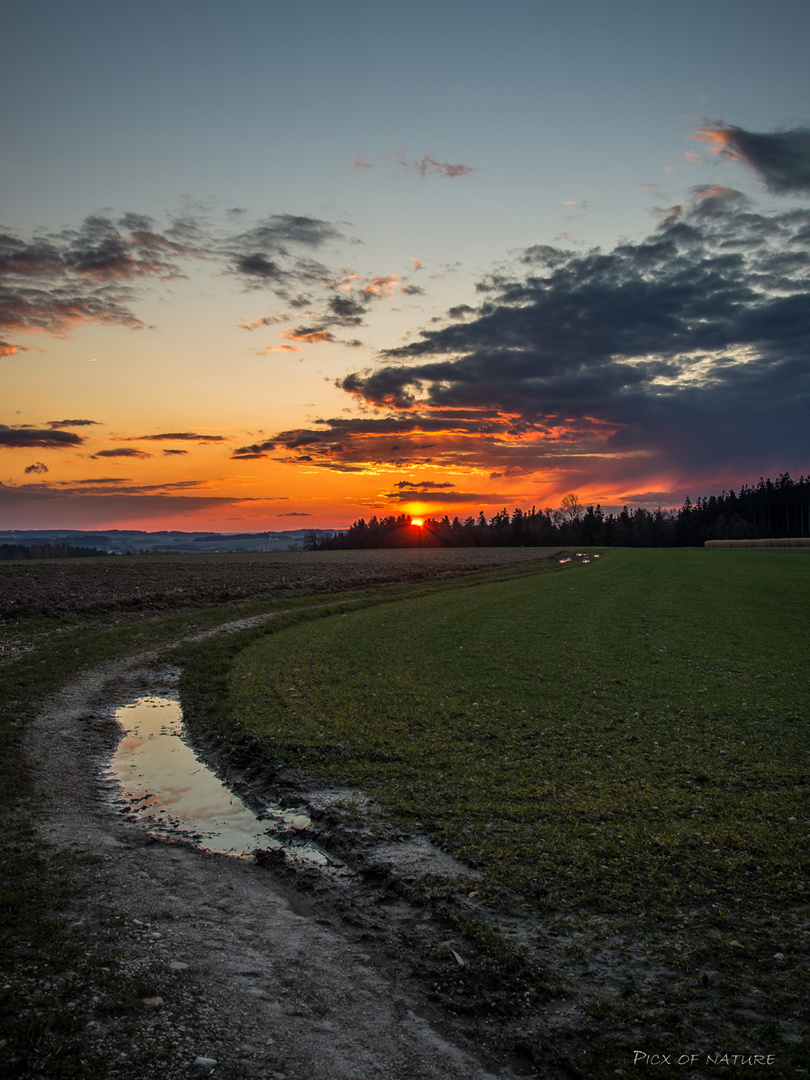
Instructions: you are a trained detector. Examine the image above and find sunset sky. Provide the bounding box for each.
[2,0,809,531]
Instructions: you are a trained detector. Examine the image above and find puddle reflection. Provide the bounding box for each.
[105,695,326,863]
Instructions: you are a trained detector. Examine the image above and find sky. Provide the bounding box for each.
[2,0,809,532]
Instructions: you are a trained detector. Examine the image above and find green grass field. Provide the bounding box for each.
[226,548,810,1071]
[231,549,808,911]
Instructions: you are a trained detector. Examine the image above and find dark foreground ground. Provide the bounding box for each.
[2,548,569,1080]
[0,547,559,620]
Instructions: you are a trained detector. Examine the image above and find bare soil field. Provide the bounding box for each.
[0,548,558,620]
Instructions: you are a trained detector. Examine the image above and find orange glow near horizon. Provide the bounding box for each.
[410,518,424,527]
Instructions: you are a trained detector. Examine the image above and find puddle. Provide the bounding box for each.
[105,694,327,863]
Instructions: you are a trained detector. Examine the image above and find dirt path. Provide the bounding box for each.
[26,611,525,1080]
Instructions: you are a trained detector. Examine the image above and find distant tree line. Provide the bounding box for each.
[0,543,107,561]
[308,473,810,550]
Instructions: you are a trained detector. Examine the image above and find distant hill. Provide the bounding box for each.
[0,528,341,555]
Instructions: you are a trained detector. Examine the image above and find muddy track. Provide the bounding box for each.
[25,606,539,1080]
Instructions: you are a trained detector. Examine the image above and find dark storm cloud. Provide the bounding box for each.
[253,186,810,483]
[321,185,810,477]
[0,425,85,448]
[696,124,810,195]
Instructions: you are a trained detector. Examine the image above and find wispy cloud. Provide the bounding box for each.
[354,148,478,179]
[115,432,229,443]
[259,344,303,354]
[47,418,101,428]
[692,123,810,194]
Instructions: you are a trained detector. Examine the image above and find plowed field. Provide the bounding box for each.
[0,547,557,620]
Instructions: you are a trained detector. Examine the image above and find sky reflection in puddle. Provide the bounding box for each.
[106,695,326,863]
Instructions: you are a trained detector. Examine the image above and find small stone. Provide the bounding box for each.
[169,960,190,971]
[194,1056,218,1068]
[141,996,164,1007]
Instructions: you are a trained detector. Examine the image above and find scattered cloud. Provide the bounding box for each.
[0,208,345,354]
[0,424,86,448]
[280,326,335,344]
[381,488,514,504]
[390,480,457,491]
[47,418,101,428]
[117,432,228,443]
[91,447,153,459]
[24,462,48,474]
[361,274,400,299]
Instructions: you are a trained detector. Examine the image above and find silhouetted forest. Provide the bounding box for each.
[311,473,810,550]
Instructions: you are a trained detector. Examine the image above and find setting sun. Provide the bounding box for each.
[411,518,424,527]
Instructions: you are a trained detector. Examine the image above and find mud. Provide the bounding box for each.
[23,607,569,1079]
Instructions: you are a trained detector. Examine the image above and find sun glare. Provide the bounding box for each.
[411,518,424,527]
